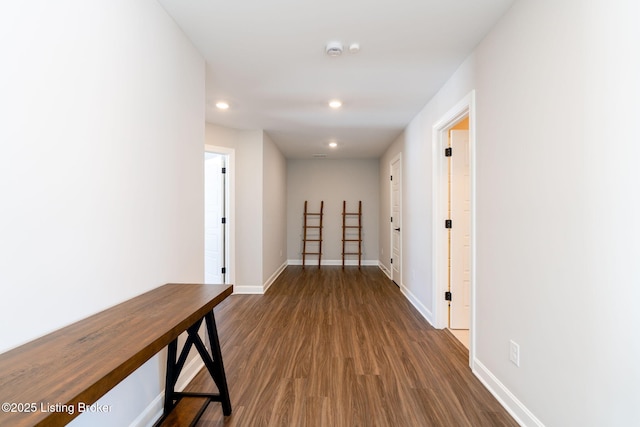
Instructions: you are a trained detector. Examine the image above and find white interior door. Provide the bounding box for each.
[204,153,226,284]
[449,130,470,329]
[391,156,402,284]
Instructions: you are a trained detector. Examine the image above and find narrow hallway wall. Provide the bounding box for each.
[287,159,379,265]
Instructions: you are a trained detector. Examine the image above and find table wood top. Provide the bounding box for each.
[0,283,233,427]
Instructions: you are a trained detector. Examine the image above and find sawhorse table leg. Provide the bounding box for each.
[157,310,231,425]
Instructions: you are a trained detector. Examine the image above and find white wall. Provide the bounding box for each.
[382,0,640,425]
[234,130,264,290]
[0,1,204,426]
[262,133,288,285]
[205,125,262,290]
[287,159,379,264]
[205,124,288,292]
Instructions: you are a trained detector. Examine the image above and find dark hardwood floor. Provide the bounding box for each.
[187,266,518,426]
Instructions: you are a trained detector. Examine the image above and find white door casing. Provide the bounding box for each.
[390,154,402,285]
[204,145,235,286]
[432,90,475,366]
[449,130,471,329]
[204,153,225,284]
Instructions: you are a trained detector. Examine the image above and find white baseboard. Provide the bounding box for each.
[288,259,378,266]
[473,360,544,427]
[232,285,264,294]
[378,262,391,278]
[399,282,435,326]
[134,356,205,427]
[263,261,287,293]
[232,261,288,295]
[133,393,163,427]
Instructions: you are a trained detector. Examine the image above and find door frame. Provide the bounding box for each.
[389,153,402,286]
[448,129,471,330]
[432,91,476,365]
[204,144,235,285]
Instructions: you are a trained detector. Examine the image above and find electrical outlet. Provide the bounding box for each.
[509,340,520,367]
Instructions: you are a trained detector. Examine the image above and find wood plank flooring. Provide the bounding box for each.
[186,266,518,427]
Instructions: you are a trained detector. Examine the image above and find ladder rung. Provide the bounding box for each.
[342,252,361,255]
[305,226,322,228]
[303,252,321,255]
[344,226,361,229]
[343,213,360,215]
[304,239,322,242]
[343,239,362,242]
[305,213,322,216]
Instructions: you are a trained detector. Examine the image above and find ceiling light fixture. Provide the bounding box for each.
[215,101,229,110]
[329,142,338,148]
[329,99,342,109]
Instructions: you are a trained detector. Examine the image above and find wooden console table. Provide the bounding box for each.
[0,283,233,426]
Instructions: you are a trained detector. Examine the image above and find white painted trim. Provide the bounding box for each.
[235,259,378,294]
[263,261,287,293]
[473,360,545,427]
[234,262,288,295]
[204,145,236,286]
[133,393,163,427]
[378,261,391,279]
[399,282,435,326]
[288,259,379,267]
[431,90,477,366]
[232,285,265,294]
[389,152,402,286]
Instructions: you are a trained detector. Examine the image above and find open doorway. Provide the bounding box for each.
[204,147,233,285]
[447,119,470,349]
[432,91,476,365]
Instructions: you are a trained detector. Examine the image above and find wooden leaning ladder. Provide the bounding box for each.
[302,200,324,268]
[342,200,362,268]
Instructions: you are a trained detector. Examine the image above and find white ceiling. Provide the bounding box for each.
[158,0,515,159]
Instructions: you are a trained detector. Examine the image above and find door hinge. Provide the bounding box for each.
[390,258,393,264]
[221,267,226,274]
[445,219,452,229]
[390,175,393,181]
[221,217,226,224]
[222,167,226,174]
[390,216,393,223]
[445,291,452,301]
[445,147,452,157]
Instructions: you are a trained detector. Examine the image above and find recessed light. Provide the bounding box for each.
[215,101,229,110]
[325,42,343,57]
[329,142,338,148]
[329,99,342,109]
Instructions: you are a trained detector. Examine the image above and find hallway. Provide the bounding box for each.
[187,266,517,426]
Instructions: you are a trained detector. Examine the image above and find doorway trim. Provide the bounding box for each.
[389,152,402,286]
[205,144,235,286]
[432,91,476,366]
